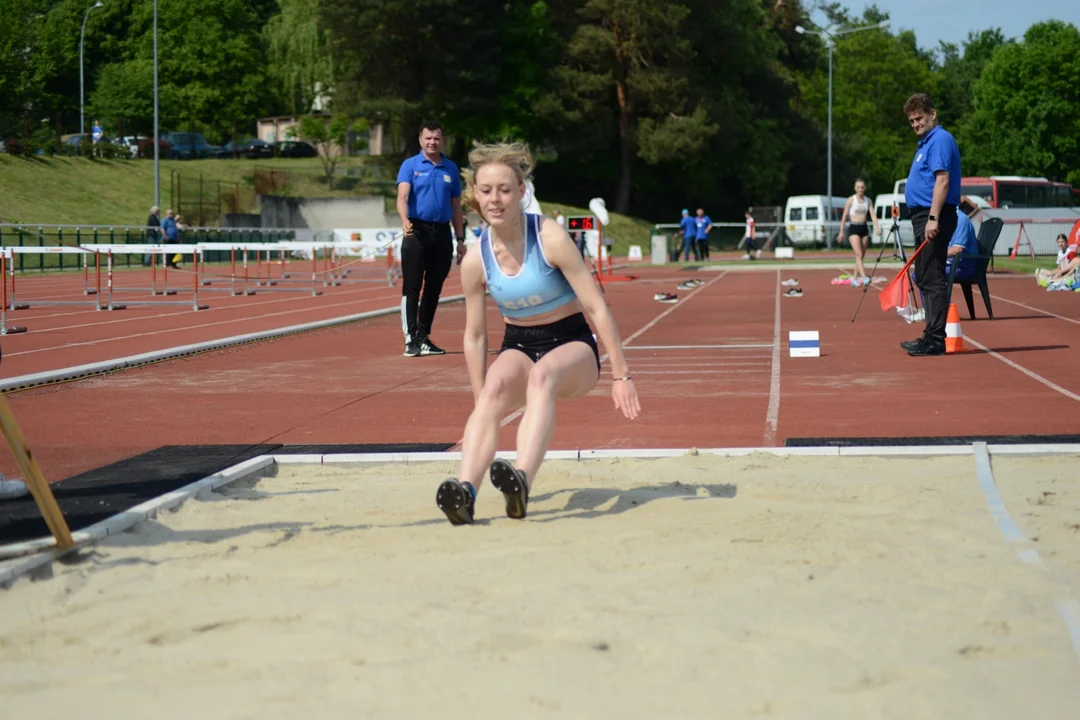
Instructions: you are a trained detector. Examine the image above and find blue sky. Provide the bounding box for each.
[811,1,1080,51]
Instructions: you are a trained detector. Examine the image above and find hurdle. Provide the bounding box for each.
[4,247,103,312]
[0,252,27,335]
[100,248,208,311]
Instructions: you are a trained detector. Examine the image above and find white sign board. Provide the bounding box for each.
[789,330,820,358]
[627,245,643,261]
[332,228,403,259]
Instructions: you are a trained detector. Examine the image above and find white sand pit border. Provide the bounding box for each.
[3,442,1080,596]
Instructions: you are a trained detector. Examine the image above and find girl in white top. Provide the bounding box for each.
[836,178,881,286]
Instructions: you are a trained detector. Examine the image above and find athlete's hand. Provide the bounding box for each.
[612,378,640,420]
[456,240,467,265]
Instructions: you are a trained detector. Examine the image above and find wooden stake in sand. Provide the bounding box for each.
[0,391,74,549]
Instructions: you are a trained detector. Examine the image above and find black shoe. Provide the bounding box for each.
[489,459,529,519]
[436,479,476,526]
[900,337,924,351]
[419,338,445,356]
[907,339,945,357]
[403,340,421,357]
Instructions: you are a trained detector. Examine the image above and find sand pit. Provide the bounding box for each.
[1,453,1079,719]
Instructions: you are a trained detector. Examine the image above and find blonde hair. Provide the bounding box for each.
[460,141,536,217]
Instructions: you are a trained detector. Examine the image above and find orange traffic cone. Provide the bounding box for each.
[945,303,969,353]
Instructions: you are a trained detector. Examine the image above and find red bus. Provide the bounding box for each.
[961,176,1075,209]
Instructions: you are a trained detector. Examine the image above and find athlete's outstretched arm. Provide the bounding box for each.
[539,217,640,420]
[459,249,489,404]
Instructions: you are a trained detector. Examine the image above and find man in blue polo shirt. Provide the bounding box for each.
[396,121,465,357]
[694,208,713,261]
[945,207,979,281]
[899,93,961,357]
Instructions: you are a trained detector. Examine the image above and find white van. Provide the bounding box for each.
[872,193,915,247]
[784,195,847,247]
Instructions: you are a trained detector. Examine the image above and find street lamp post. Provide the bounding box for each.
[153,0,160,208]
[79,1,105,136]
[796,20,890,247]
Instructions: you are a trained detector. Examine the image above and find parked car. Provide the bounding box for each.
[135,136,172,158]
[783,195,847,247]
[275,140,318,158]
[217,138,274,159]
[164,132,216,159]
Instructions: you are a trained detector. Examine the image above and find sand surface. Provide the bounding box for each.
[1,453,1079,719]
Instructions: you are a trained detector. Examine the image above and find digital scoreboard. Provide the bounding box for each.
[566,216,596,231]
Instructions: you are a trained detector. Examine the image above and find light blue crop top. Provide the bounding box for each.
[479,213,577,319]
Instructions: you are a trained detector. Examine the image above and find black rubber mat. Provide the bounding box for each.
[0,444,278,544]
[276,443,455,454]
[785,435,1080,447]
[0,442,457,545]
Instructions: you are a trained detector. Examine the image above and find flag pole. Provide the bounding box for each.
[851,210,907,323]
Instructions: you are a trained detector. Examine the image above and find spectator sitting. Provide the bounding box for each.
[944,206,979,281]
[1036,233,1078,288]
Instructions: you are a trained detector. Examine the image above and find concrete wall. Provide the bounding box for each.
[259,195,393,230]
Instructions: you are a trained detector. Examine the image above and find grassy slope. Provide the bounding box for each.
[0,155,659,254]
[0,155,372,227]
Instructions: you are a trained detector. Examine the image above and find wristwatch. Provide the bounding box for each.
[928,214,937,221]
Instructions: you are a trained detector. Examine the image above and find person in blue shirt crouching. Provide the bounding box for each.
[945,206,979,282]
[396,121,466,357]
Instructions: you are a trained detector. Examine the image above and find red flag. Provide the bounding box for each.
[879,241,927,312]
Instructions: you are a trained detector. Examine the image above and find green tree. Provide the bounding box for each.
[935,28,1011,129]
[960,21,1080,185]
[554,0,709,214]
[0,0,48,138]
[87,59,154,134]
[796,9,937,197]
[289,114,368,189]
[264,0,334,116]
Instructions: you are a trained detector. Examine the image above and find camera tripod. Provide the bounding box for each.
[851,209,922,323]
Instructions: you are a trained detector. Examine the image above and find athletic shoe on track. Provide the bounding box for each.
[677,281,695,290]
[436,478,476,525]
[489,459,529,519]
[783,288,803,298]
[420,338,446,356]
[404,340,421,357]
[781,278,799,286]
[654,292,678,304]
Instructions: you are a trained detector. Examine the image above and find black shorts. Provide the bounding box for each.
[847,223,869,238]
[499,312,601,372]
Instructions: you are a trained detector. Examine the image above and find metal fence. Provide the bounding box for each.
[0,223,297,273]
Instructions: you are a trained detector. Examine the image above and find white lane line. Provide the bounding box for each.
[991,295,1080,327]
[621,274,727,347]
[963,337,1080,402]
[6,295,398,358]
[624,343,773,350]
[867,283,1080,403]
[763,269,781,446]
[970,442,1080,662]
[478,274,730,439]
[972,442,1027,544]
[1056,600,1080,660]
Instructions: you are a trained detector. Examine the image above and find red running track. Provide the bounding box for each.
[3,262,1079,483]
